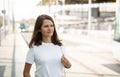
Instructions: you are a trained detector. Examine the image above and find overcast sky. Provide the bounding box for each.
[13,0,42,21]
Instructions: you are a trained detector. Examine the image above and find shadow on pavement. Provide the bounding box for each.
[0,65,6,77]
[103,64,120,74]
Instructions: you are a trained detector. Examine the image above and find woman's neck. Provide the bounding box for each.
[42,37,51,43]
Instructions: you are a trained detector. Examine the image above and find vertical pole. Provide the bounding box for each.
[62,0,65,15]
[0,26,1,46]
[88,0,92,34]
[12,0,15,33]
[49,0,51,13]
[7,0,10,18]
[56,0,58,5]
[3,0,6,38]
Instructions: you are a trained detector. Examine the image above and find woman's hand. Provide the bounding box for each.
[61,55,71,69]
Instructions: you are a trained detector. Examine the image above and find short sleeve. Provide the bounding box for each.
[61,46,66,55]
[25,47,35,64]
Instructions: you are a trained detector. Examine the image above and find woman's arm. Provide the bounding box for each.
[61,55,71,69]
[23,63,32,77]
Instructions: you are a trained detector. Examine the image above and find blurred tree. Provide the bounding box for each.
[92,0,115,3]
[37,0,56,5]
[37,0,115,5]
[26,18,35,26]
[65,0,88,4]
[65,0,115,4]
[0,19,2,27]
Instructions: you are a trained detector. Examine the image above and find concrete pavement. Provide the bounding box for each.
[14,32,35,77]
[59,33,120,77]
[0,33,14,77]
[0,32,34,77]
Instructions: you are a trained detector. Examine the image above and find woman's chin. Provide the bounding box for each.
[46,35,53,37]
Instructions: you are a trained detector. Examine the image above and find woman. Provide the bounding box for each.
[23,14,71,77]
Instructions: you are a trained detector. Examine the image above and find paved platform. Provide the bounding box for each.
[0,32,34,77]
[0,33,14,77]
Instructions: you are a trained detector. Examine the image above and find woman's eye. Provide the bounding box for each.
[43,25,53,28]
[44,25,48,27]
[51,25,53,27]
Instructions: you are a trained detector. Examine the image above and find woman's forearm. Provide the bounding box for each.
[23,72,30,77]
[23,63,32,77]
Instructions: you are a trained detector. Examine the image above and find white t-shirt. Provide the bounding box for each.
[26,42,66,77]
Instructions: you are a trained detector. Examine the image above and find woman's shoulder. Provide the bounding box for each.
[28,45,41,53]
[29,45,39,50]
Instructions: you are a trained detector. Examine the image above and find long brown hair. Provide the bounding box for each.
[29,14,62,48]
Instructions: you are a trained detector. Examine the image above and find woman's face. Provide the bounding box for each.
[40,19,54,38]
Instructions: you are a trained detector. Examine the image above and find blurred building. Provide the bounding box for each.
[55,3,115,32]
[112,0,120,61]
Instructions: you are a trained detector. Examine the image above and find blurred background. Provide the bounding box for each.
[0,0,120,77]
